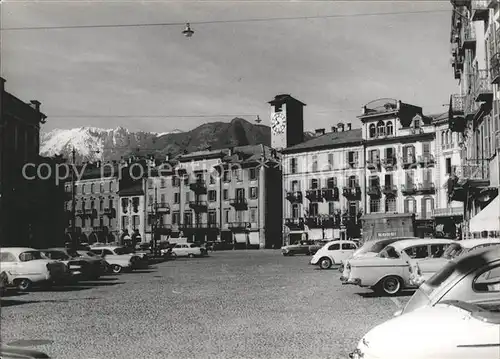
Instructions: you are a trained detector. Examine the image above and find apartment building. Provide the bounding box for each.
[64,163,120,244]
[281,125,364,244]
[448,0,499,239]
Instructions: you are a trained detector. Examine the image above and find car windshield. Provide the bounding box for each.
[47,251,70,260]
[114,247,133,255]
[443,243,464,259]
[378,246,400,259]
[85,251,97,257]
[19,251,44,262]
[66,250,81,257]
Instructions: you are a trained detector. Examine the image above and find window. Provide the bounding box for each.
[378,246,399,259]
[291,180,300,192]
[349,201,357,216]
[385,173,393,187]
[223,189,229,200]
[0,252,16,262]
[132,215,140,228]
[290,158,298,174]
[369,175,379,188]
[109,182,113,192]
[413,117,421,128]
[160,194,166,205]
[312,154,318,172]
[405,170,415,188]
[308,203,319,217]
[174,193,180,204]
[121,198,128,214]
[404,198,416,213]
[121,215,129,229]
[209,173,216,184]
[172,211,180,225]
[370,198,380,213]
[132,197,139,213]
[249,168,257,181]
[328,153,334,169]
[250,207,257,223]
[348,175,358,188]
[348,151,357,167]
[441,131,446,147]
[208,210,217,225]
[376,121,385,136]
[385,197,396,212]
[172,176,180,187]
[223,170,231,182]
[473,264,500,292]
[310,178,319,189]
[185,192,190,203]
[423,168,432,187]
[328,243,340,251]
[405,245,429,259]
[148,179,154,189]
[327,177,337,188]
[236,188,245,200]
[233,168,243,182]
[100,183,104,193]
[385,147,394,162]
[250,187,258,199]
[208,190,217,202]
[292,204,300,218]
[342,243,357,250]
[421,197,434,219]
[224,209,230,223]
[446,158,452,175]
[184,212,192,225]
[369,124,376,138]
[82,184,86,194]
[99,199,104,211]
[386,121,393,136]
[403,145,415,163]
[235,210,244,222]
[90,183,95,194]
[430,244,446,258]
[160,178,166,188]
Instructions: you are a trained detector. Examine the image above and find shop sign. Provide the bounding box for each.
[377,231,397,238]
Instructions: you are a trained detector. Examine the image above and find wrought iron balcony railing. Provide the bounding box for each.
[473,69,493,102]
[472,0,489,21]
[401,185,417,195]
[188,200,208,212]
[452,160,490,180]
[416,183,436,195]
[305,189,323,202]
[432,206,464,218]
[462,22,476,49]
[286,191,303,203]
[381,157,397,169]
[189,180,207,194]
[418,154,435,166]
[228,222,251,229]
[321,187,339,201]
[284,218,305,230]
[103,207,116,218]
[382,185,398,196]
[367,185,382,198]
[229,197,248,210]
[342,186,361,200]
[491,53,500,84]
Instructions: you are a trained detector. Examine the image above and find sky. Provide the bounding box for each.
[1,0,456,134]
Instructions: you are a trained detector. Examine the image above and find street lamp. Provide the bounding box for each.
[182,23,194,37]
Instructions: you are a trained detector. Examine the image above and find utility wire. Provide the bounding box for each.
[48,114,260,118]
[1,9,449,31]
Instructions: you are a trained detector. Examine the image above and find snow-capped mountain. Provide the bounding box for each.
[40,127,182,162]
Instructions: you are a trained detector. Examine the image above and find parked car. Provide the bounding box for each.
[76,250,110,273]
[171,243,207,258]
[0,247,69,291]
[339,237,421,272]
[0,345,50,358]
[408,239,500,286]
[341,239,454,295]
[42,248,107,280]
[350,300,500,359]
[397,245,500,317]
[283,239,336,257]
[89,246,145,273]
[309,240,358,269]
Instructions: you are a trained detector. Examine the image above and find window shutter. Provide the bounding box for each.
[421,198,427,218]
[354,151,359,165]
[346,152,350,166]
[423,142,430,155]
[403,146,408,161]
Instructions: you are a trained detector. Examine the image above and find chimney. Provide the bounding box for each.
[30,100,41,112]
[337,123,345,132]
[315,128,325,136]
[331,126,337,133]
[346,123,352,131]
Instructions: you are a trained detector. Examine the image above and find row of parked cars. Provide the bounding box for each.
[0,241,209,294]
[316,235,500,359]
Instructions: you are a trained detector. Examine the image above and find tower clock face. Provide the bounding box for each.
[271,112,286,134]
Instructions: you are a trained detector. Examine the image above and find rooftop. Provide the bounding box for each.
[282,129,362,154]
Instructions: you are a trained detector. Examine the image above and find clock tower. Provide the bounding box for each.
[268,94,306,149]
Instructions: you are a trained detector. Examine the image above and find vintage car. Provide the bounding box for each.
[282,239,335,256]
[309,240,358,269]
[42,248,107,280]
[408,238,500,286]
[0,345,50,358]
[397,245,500,317]
[339,237,420,272]
[89,246,145,273]
[171,243,207,258]
[76,250,110,273]
[341,239,454,295]
[350,300,500,359]
[0,247,69,291]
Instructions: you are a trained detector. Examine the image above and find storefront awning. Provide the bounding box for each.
[469,196,500,233]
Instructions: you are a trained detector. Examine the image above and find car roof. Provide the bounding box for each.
[0,247,39,255]
[90,246,120,250]
[362,237,420,246]
[43,248,67,252]
[390,239,456,251]
[456,239,500,248]
[454,244,500,265]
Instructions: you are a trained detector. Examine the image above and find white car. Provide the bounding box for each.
[408,238,500,286]
[0,247,69,291]
[89,246,145,273]
[171,243,207,258]
[341,239,454,295]
[310,240,358,269]
[350,300,500,359]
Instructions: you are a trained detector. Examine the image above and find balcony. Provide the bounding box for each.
[433,206,464,218]
[342,186,361,200]
[402,155,417,169]
[228,222,251,230]
[382,185,398,196]
[322,215,341,229]
[76,208,97,218]
[462,23,476,49]
[305,189,323,202]
[103,207,116,218]
[188,200,208,212]
[284,218,305,231]
[305,216,322,228]
[418,154,435,167]
[401,185,417,195]
[182,222,219,230]
[449,94,466,132]
[474,69,493,102]
[366,158,381,171]
[189,180,207,194]
[381,157,397,170]
[472,0,489,21]
[416,183,436,195]
[490,53,500,84]
[452,160,490,180]
[229,197,248,210]
[367,185,382,198]
[321,187,339,201]
[286,191,303,203]
[156,203,170,213]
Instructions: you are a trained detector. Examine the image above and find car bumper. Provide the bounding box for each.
[340,276,361,286]
[409,275,425,287]
[309,258,319,265]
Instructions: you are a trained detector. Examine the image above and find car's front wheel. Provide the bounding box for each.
[16,278,32,292]
[111,264,123,274]
[379,276,402,296]
[319,257,332,270]
[188,253,195,258]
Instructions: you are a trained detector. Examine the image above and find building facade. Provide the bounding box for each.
[448,0,499,239]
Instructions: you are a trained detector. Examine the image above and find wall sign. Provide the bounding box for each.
[377,231,397,238]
